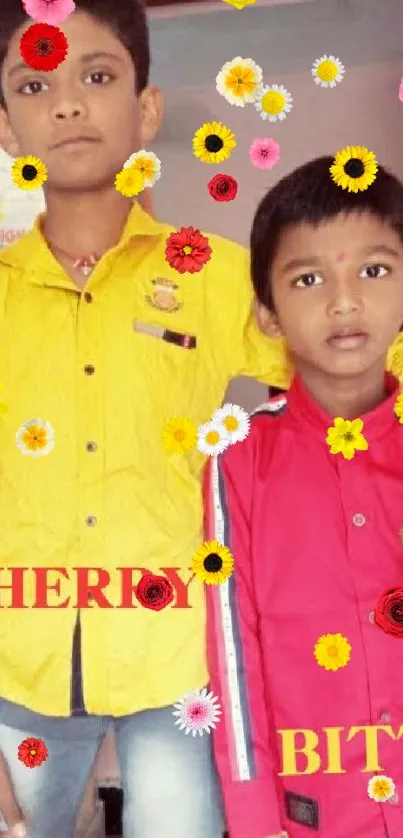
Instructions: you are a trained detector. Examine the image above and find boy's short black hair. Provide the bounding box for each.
[251,156,403,312]
[0,0,150,108]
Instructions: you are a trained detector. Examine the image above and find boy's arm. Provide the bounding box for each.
[0,749,27,837]
[203,440,285,838]
[231,260,291,387]
[208,237,292,389]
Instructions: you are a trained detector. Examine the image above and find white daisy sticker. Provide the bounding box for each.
[173,688,222,736]
[16,419,55,457]
[367,775,396,803]
[311,55,345,88]
[212,403,250,445]
[122,149,161,187]
[215,56,263,107]
[197,420,230,456]
[254,83,293,122]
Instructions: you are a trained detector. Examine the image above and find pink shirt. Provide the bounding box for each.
[204,373,403,838]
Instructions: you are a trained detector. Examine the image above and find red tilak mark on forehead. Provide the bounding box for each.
[335,252,347,262]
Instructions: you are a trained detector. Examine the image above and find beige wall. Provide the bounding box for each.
[153,62,403,242]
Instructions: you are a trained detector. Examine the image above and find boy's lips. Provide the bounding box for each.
[326,326,369,350]
[51,135,100,150]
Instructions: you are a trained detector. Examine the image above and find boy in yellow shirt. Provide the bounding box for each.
[0,0,292,836]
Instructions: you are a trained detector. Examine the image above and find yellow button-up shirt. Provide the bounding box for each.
[0,201,402,717]
[0,202,292,716]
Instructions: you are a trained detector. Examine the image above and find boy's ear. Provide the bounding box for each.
[0,107,20,158]
[253,298,284,339]
[139,85,164,146]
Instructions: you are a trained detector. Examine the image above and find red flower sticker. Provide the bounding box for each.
[374,587,403,637]
[135,574,174,611]
[165,227,212,274]
[18,737,48,768]
[207,173,238,202]
[20,23,68,71]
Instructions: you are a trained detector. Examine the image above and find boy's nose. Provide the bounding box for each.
[52,101,86,121]
[327,284,363,316]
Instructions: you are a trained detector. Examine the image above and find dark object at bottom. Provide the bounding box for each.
[97,785,229,837]
[97,787,123,836]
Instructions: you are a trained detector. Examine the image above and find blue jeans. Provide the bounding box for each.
[0,702,225,838]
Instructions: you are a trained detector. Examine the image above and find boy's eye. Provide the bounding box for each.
[18,80,48,95]
[294,272,323,288]
[360,263,389,279]
[84,72,113,85]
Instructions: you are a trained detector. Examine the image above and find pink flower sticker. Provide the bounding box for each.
[399,78,403,103]
[22,0,76,25]
[249,137,280,170]
[172,688,222,737]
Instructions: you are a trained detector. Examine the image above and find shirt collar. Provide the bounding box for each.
[0,201,166,285]
[287,371,401,444]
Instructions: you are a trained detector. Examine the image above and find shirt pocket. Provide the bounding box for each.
[131,319,200,412]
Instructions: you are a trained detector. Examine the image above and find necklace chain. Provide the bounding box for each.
[46,239,101,276]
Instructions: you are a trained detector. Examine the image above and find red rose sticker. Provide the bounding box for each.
[374,587,403,637]
[135,574,174,611]
[207,173,238,203]
[18,737,48,768]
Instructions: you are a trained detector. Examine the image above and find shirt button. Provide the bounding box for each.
[86,515,97,527]
[352,513,366,527]
[379,712,392,723]
[368,610,375,624]
[84,292,93,303]
[86,441,97,453]
[388,790,399,805]
[84,364,95,375]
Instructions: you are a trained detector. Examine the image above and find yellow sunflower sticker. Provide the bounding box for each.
[325,417,368,460]
[314,633,351,671]
[191,540,234,584]
[11,155,48,190]
[192,122,237,164]
[330,146,378,193]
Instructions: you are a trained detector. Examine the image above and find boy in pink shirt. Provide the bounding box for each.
[204,154,403,838]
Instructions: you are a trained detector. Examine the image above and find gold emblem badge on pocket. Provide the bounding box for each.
[146,277,182,312]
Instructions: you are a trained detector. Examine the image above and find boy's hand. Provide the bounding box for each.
[0,749,27,837]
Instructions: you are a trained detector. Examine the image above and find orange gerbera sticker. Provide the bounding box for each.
[18,736,49,768]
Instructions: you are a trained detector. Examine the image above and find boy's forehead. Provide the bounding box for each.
[5,9,130,71]
[276,213,403,267]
